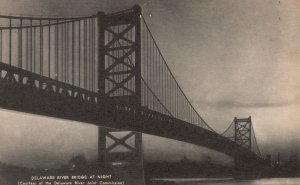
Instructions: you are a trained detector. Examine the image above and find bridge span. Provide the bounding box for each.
[0,5,268,172]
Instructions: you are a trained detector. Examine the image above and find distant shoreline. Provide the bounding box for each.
[150,177,233,182]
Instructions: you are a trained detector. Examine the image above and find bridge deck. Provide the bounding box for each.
[0,62,265,166]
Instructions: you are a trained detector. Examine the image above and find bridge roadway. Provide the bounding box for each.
[0,62,266,167]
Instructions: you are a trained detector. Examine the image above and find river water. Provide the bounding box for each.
[150,177,300,185]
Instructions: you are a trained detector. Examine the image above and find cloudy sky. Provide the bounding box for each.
[0,0,299,168]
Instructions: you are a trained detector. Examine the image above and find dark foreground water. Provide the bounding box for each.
[150,177,300,185]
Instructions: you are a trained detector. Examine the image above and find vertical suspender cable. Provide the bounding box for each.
[149,34,152,108]
[158,55,161,111]
[92,18,95,91]
[18,19,23,68]
[33,25,36,72]
[66,22,69,83]
[90,18,93,91]
[0,29,2,64]
[30,19,32,71]
[26,25,28,70]
[143,23,146,104]
[61,22,64,82]
[78,20,81,87]
[55,20,58,80]
[155,44,158,111]
[89,18,92,90]
[71,21,75,85]
[93,18,96,91]
[87,19,90,90]
[64,23,67,82]
[118,25,121,96]
[91,18,94,91]
[48,20,51,77]
[129,26,132,95]
[83,19,87,89]
[142,23,145,102]
[9,18,12,65]
[40,20,43,75]
[55,20,57,79]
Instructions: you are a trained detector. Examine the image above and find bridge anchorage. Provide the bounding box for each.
[0,4,269,178]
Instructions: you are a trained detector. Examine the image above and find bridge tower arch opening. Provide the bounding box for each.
[97,5,143,164]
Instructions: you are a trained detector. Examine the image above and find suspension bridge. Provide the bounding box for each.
[0,5,268,175]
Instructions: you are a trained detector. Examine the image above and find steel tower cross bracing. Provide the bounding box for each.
[234,117,252,150]
[97,5,142,163]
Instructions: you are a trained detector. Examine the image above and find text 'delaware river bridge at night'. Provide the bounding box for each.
[0,5,268,175]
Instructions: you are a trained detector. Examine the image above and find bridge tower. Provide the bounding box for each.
[234,116,255,178]
[234,116,252,150]
[97,5,143,164]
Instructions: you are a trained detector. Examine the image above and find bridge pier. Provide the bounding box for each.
[96,127,144,185]
[234,157,266,179]
[234,159,254,179]
[97,126,143,164]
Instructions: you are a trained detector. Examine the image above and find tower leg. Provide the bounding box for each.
[98,127,107,163]
[135,132,142,162]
